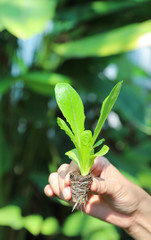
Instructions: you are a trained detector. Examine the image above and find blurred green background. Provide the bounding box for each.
[0,0,151,239]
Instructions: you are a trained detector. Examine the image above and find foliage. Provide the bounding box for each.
[0,0,56,38]
[0,205,59,235]
[0,0,151,240]
[55,82,122,175]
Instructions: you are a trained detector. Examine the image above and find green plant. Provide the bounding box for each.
[55,81,122,176]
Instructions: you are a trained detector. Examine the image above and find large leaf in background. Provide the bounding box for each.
[55,83,85,138]
[22,72,71,96]
[0,72,71,96]
[54,20,151,58]
[0,0,56,39]
[118,84,151,135]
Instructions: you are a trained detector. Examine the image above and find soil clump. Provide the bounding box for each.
[70,171,92,211]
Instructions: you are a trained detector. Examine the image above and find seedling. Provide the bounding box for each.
[55,82,122,175]
[55,81,122,209]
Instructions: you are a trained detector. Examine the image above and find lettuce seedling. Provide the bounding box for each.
[55,82,122,176]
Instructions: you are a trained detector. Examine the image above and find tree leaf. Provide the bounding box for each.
[65,149,80,169]
[57,117,75,145]
[22,71,71,96]
[0,205,23,230]
[0,0,57,39]
[55,83,85,147]
[92,81,122,145]
[54,20,151,58]
[41,217,60,235]
[23,215,43,236]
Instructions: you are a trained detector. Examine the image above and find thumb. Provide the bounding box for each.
[90,177,107,195]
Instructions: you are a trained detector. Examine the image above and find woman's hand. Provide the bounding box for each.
[44,157,151,239]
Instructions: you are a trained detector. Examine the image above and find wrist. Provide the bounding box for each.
[126,191,151,240]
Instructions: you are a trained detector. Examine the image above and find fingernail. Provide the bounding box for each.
[46,188,54,197]
[63,187,71,200]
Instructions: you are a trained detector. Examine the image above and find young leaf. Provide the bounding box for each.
[93,138,105,148]
[55,82,122,176]
[65,149,80,169]
[80,130,92,146]
[57,117,75,145]
[55,83,85,141]
[91,81,122,145]
[91,145,109,158]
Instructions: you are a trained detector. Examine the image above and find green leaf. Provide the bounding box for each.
[62,211,84,237]
[41,217,60,235]
[23,215,43,235]
[0,205,23,230]
[92,81,122,145]
[57,117,75,145]
[55,83,85,146]
[0,0,57,39]
[22,71,71,96]
[54,20,151,58]
[62,211,112,237]
[80,130,92,146]
[0,79,14,95]
[93,138,105,148]
[65,149,80,169]
[91,145,109,158]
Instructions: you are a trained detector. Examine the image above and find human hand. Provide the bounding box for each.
[44,157,151,239]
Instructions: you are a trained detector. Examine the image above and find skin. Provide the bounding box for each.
[44,156,151,239]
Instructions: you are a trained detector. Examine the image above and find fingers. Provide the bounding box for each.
[44,162,76,201]
[57,164,71,200]
[91,156,110,178]
[64,161,79,185]
[44,184,54,197]
[90,177,107,195]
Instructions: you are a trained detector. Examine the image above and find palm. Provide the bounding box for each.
[85,161,139,228]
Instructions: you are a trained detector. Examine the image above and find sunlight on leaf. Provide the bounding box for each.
[0,0,57,39]
[54,20,151,58]
[55,83,85,139]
